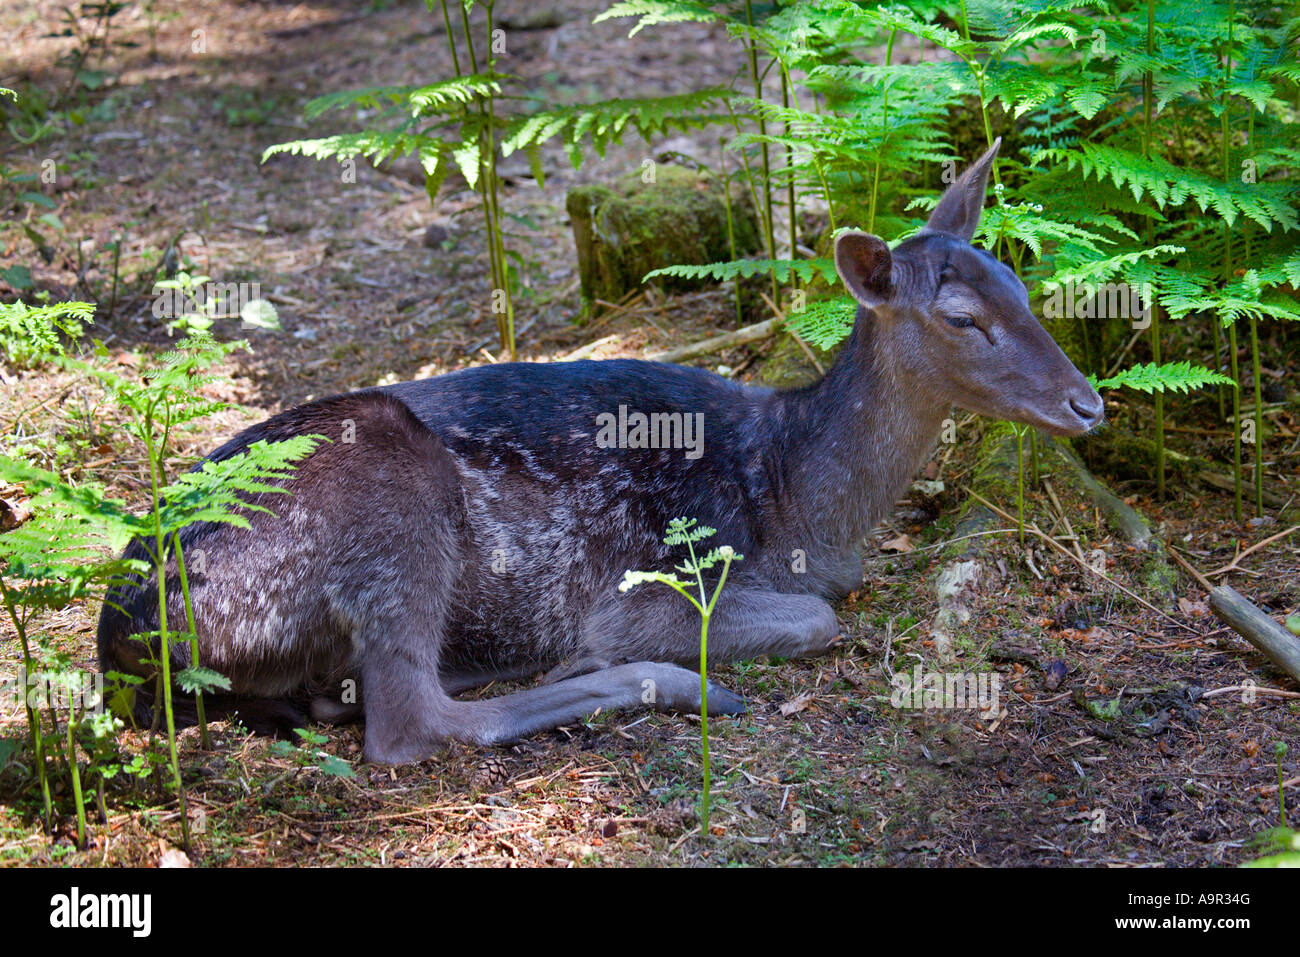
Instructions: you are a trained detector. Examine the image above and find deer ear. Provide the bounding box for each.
[925,137,1001,242]
[834,230,892,309]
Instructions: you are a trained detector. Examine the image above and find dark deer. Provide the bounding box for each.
[99,140,1104,763]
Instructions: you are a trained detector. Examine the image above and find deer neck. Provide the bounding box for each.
[772,313,948,551]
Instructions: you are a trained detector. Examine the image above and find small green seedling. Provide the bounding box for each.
[270,729,356,779]
[620,517,741,834]
[1243,742,1297,868]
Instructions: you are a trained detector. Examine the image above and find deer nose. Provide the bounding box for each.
[1069,390,1105,428]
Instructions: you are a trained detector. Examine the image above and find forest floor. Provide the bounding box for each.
[0,0,1296,867]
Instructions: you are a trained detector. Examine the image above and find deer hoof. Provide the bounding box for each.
[704,682,746,716]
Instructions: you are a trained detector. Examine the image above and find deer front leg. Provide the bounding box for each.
[356,617,745,763]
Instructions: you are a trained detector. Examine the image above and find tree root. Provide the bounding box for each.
[924,424,1178,661]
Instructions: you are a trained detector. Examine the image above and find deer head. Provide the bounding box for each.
[833,138,1104,437]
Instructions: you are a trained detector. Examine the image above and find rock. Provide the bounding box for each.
[422,223,450,248]
[0,497,31,531]
[497,9,564,30]
[930,559,983,661]
[565,164,761,310]
[158,848,191,868]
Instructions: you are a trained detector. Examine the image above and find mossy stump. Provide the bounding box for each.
[758,332,840,389]
[566,165,760,311]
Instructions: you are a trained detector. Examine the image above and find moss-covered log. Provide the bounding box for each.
[566,165,760,310]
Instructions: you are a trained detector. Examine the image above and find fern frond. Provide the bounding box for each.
[301,84,418,119]
[262,130,434,168]
[643,257,837,285]
[1036,144,1298,230]
[785,296,856,350]
[1091,361,1236,394]
[158,436,323,536]
[1046,244,1185,286]
[0,299,94,368]
[592,0,722,36]
[407,73,506,115]
[502,89,734,167]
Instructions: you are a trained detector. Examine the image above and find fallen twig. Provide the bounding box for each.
[1167,545,1214,592]
[560,334,621,361]
[644,318,780,364]
[963,487,1199,634]
[759,292,824,374]
[1199,685,1300,700]
[1207,584,1300,685]
[1261,775,1300,794]
[1207,524,1300,578]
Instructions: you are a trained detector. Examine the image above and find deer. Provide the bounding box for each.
[98,139,1105,763]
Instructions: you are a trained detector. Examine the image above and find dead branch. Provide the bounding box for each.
[1208,585,1300,685]
[644,318,780,364]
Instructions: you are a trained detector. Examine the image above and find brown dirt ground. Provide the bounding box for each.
[0,0,1297,867]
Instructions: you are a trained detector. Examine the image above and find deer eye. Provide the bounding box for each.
[944,314,976,329]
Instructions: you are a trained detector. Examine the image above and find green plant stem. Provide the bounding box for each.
[0,583,52,833]
[720,141,743,326]
[108,236,121,319]
[743,0,779,305]
[1248,314,1263,516]
[1015,425,1025,546]
[65,694,86,848]
[676,532,736,838]
[1212,320,1226,420]
[781,66,798,270]
[1227,322,1242,522]
[1221,1,1242,523]
[171,531,208,750]
[957,0,1001,257]
[483,0,515,360]
[812,153,836,235]
[1143,0,1165,500]
[867,28,897,234]
[697,606,712,833]
[723,101,767,244]
[957,0,998,174]
[458,0,478,71]
[1244,110,1262,517]
[446,0,513,358]
[143,403,191,853]
[438,0,462,75]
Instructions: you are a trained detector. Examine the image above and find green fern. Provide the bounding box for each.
[1035,144,1298,231]
[301,73,504,120]
[502,89,735,168]
[593,1,723,36]
[0,298,94,368]
[784,296,857,350]
[1090,361,1236,394]
[643,257,837,286]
